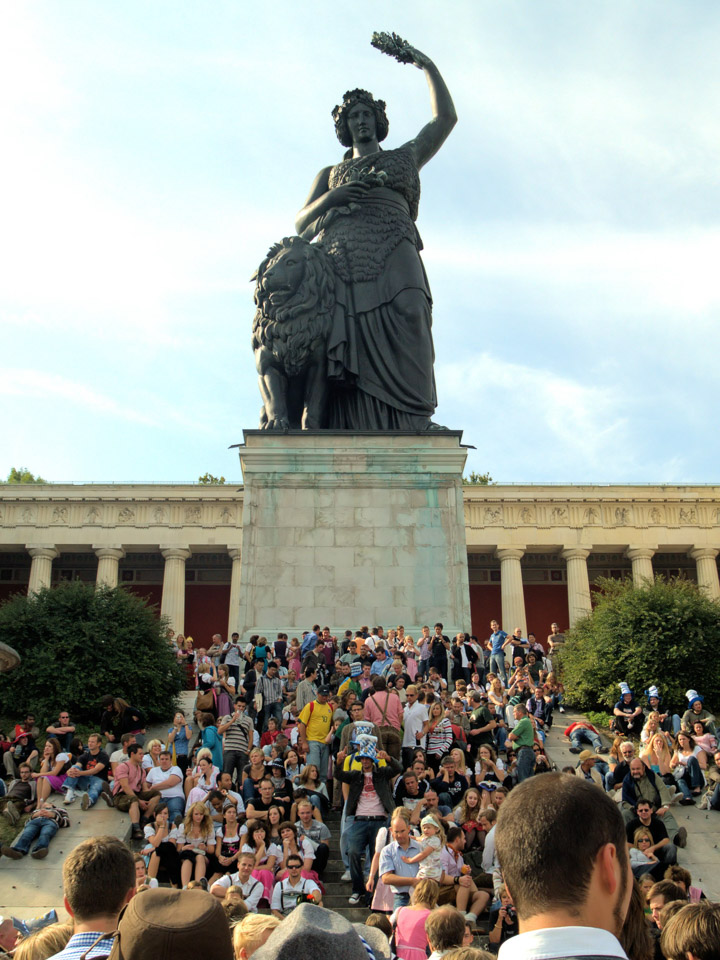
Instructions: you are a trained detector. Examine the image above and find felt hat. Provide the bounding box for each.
[645,686,661,701]
[578,750,595,761]
[350,721,375,746]
[108,889,232,960]
[686,689,704,707]
[619,682,632,697]
[253,903,377,960]
[355,734,378,762]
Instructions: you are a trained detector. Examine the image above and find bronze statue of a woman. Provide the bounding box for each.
[295,35,456,431]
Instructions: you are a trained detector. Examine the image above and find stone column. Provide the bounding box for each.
[94,546,125,589]
[160,547,191,636]
[26,545,59,595]
[626,546,656,588]
[562,547,593,626]
[689,547,720,600]
[496,547,527,636]
[227,547,242,640]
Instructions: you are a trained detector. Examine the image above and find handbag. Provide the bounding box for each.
[196,689,215,712]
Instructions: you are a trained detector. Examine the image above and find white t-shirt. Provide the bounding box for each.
[270,876,321,914]
[110,749,128,766]
[210,873,263,911]
[402,701,428,749]
[241,841,282,865]
[141,823,179,855]
[145,765,184,799]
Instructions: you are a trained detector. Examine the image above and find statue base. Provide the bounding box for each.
[235,431,471,641]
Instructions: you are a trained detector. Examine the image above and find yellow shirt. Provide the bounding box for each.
[298,700,333,742]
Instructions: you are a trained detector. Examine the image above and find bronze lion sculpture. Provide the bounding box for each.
[251,236,336,430]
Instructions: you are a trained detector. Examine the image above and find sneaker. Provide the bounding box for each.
[348,893,363,905]
[81,793,91,811]
[340,870,351,882]
[568,747,581,754]
[674,827,688,848]
[2,804,19,824]
[1,845,23,859]
[100,789,114,808]
[558,706,565,713]
[668,791,683,806]
[31,847,49,860]
[63,789,76,805]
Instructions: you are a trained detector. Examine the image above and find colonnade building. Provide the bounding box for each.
[1,482,718,643]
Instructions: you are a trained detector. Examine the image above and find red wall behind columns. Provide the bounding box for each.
[523,585,569,645]
[185,585,231,645]
[122,584,163,614]
[469,585,502,638]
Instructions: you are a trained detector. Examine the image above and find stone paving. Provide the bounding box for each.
[1,696,717,923]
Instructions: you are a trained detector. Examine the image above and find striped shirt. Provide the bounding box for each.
[220,713,254,753]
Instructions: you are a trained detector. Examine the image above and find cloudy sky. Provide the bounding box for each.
[2,1,719,485]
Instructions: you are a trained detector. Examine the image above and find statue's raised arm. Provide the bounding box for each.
[370,32,457,169]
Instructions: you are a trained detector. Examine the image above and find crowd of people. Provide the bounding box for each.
[0,618,717,960]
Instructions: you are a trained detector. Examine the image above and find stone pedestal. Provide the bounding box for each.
[235,431,471,640]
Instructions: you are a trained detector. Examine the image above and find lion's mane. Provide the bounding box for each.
[251,237,336,377]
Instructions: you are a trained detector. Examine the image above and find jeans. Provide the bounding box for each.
[264,701,283,729]
[163,796,185,821]
[70,775,105,805]
[418,659,430,680]
[570,728,603,752]
[674,756,704,798]
[14,816,59,855]
[710,782,720,810]
[346,818,385,897]
[488,653,507,683]
[495,725,508,753]
[223,750,248,788]
[393,892,411,909]
[307,741,330,783]
[516,746,535,782]
[340,813,371,874]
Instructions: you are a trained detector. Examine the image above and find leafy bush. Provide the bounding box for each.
[558,576,720,714]
[0,580,184,725]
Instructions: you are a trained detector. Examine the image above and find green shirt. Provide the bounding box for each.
[511,716,535,749]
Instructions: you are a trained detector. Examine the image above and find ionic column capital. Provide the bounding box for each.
[626,546,657,562]
[496,547,526,562]
[561,547,591,562]
[26,545,59,561]
[228,547,242,561]
[689,547,719,562]
[93,546,125,561]
[160,546,192,562]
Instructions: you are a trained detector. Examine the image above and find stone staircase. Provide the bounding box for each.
[318,803,371,921]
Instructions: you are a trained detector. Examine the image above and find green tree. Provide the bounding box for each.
[558,576,720,713]
[198,473,226,484]
[0,580,183,724]
[6,467,46,484]
[463,471,493,485]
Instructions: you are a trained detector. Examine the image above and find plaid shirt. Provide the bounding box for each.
[47,931,115,960]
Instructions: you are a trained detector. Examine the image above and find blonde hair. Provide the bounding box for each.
[145,739,162,764]
[233,914,281,959]
[457,788,482,824]
[182,801,215,840]
[412,878,440,908]
[14,923,74,960]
